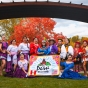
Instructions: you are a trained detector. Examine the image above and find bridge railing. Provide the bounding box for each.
[0,0,84,6]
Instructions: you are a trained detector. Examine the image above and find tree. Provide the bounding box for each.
[81,37,88,42]
[0,18,22,38]
[9,17,59,44]
[71,35,79,43]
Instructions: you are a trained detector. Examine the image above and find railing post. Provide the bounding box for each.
[12,0,14,3]
[58,0,60,3]
[81,3,83,5]
[36,0,37,3]
[47,0,49,3]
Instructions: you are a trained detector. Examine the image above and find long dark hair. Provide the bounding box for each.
[10,39,16,44]
[23,36,29,48]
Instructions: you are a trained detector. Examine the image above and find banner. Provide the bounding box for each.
[28,55,60,76]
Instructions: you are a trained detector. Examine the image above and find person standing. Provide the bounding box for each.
[48,38,58,55]
[37,40,50,55]
[18,36,30,61]
[73,42,83,72]
[5,39,18,77]
[0,35,8,76]
[60,38,74,60]
[30,37,40,55]
[82,40,88,77]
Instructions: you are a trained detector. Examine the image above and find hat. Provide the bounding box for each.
[48,38,56,42]
[83,40,88,44]
[75,41,80,44]
[75,41,81,47]
[58,38,63,42]
[42,40,46,43]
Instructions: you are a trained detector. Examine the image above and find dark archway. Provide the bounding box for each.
[0,1,88,22]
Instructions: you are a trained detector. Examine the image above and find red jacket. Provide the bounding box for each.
[30,42,40,55]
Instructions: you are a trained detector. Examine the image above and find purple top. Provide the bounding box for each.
[1,42,8,50]
[49,44,58,55]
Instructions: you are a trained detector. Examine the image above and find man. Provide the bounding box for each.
[57,39,63,55]
[60,38,74,60]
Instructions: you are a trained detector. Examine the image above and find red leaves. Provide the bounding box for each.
[9,17,65,44]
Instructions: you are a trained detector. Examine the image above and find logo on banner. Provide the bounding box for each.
[37,59,51,73]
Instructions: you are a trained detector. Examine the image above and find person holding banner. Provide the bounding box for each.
[37,40,50,55]
[0,35,8,76]
[59,54,87,79]
[18,36,30,61]
[13,53,28,78]
[30,37,40,55]
[5,39,18,77]
[48,38,58,55]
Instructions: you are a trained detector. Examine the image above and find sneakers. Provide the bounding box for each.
[58,72,62,77]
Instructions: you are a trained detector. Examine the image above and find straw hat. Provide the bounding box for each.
[48,38,56,43]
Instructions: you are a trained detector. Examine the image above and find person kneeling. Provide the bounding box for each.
[13,53,28,78]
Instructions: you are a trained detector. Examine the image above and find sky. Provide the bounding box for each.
[0,0,88,38]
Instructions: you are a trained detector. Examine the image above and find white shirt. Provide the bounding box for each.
[18,59,28,70]
[7,45,18,55]
[60,44,74,59]
[18,43,30,53]
[7,45,18,62]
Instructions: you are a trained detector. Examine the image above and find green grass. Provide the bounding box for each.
[0,76,88,88]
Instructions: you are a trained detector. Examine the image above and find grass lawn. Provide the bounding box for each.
[0,75,88,88]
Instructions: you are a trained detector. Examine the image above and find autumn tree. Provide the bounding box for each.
[0,18,22,38]
[9,17,60,44]
[81,37,88,42]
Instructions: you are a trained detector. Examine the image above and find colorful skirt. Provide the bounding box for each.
[0,53,7,60]
[5,60,14,77]
[59,70,87,80]
[13,67,27,78]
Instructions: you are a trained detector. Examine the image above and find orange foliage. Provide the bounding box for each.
[9,17,65,44]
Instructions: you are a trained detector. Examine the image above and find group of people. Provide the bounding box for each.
[0,34,88,79]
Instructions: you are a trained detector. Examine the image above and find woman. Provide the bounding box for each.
[5,39,18,77]
[82,40,88,77]
[48,38,58,55]
[37,40,50,55]
[13,53,28,78]
[18,36,30,61]
[0,35,8,76]
[73,42,83,72]
[58,54,87,79]
[30,37,40,55]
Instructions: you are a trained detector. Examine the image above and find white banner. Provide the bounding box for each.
[28,55,60,76]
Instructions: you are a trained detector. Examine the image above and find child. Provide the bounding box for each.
[13,53,28,78]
